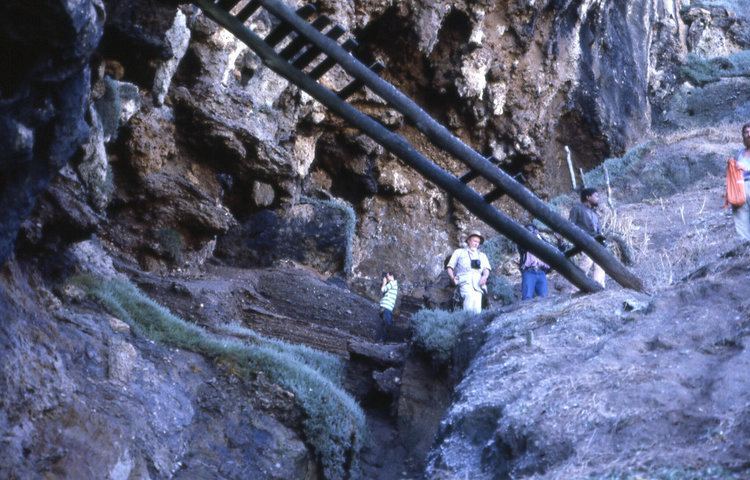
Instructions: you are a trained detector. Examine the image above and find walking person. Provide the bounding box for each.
[732,122,750,240]
[569,187,606,287]
[379,271,398,340]
[518,223,550,300]
[446,231,491,314]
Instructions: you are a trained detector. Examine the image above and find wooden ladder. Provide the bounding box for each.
[191,0,643,293]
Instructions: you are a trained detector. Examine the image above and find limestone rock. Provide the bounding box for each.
[108,316,131,334]
[108,339,138,383]
[77,106,112,211]
[252,181,276,208]
[153,9,190,106]
[68,239,121,279]
[348,340,407,367]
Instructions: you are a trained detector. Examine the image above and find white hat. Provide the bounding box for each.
[465,230,485,245]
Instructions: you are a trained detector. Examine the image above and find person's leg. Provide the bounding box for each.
[468,290,482,313]
[577,253,594,276]
[577,253,605,287]
[460,284,482,313]
[521,270,535,300]
[734,192,750,240]
[536,272,548,298]
[383,309,393,327]
[592,262,605,287]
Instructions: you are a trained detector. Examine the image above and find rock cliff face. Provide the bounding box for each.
[2,0,750,478]
[0,0,103,265]
[0,0,691,289]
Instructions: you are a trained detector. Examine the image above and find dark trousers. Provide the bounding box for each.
[380,308,393,326]
[521,269,548,300]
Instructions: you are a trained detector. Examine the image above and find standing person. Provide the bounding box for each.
[379,271,398,339]
[446,231,491,314]
[518,223,550,300]
[569,187,606,287]
[732,122,750,240]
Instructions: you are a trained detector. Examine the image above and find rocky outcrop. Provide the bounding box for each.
[0,0,103,266]
[215,197,355,276]
[0,257,316,480]
[655,3,750,131]
[426,270,750,478]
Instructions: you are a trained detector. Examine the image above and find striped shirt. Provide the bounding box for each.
[380,280,398,311]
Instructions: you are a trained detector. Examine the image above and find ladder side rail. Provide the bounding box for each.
[192,0,602,293]
[253,0,643,291]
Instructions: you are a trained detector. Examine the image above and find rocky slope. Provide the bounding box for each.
[2,0,750,479]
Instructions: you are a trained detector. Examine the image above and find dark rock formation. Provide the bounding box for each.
[0,0,103,266]
[215,199,353,275]
[0,258,316,480]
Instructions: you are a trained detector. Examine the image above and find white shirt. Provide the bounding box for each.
[447,247,491,291]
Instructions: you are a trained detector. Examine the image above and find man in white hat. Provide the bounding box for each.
[446,230,491,314]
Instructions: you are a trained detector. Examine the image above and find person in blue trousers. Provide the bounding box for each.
[518,223,550,300]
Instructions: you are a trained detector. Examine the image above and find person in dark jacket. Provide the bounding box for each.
[518,223,551,300]
[568,187,605,287]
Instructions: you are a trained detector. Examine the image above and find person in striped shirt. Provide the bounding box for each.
[379,271,398,335]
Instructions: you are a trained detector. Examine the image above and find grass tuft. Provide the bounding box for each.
[411,308,472,364]
[680,51,750,86]
[214,323,345,385]
[583,141,655,189]
[72,274,364,480]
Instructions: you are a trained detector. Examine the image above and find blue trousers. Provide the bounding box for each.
[380,308,393,326]
[521,269,548,300]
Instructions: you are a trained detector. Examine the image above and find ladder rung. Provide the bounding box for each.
[279,15,331,60]
[292,25,345,70]
[483,188,505,203]
[235,0,261,22]
[309,38,358,80]
[265,4,317,47]
[217,0,243,11]
[459,170,480,183]
[337,61,385,99]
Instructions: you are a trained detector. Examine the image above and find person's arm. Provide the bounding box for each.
[479,268,489,286]
[446,266,458,285]
[479,254,491,286]
[446,250,460,285]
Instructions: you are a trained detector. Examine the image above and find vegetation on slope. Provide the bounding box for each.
[411,308,472,364]
[73,275,365,480]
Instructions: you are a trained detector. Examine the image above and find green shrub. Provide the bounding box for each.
[680,50,750,86]
[72,275,364,480]
[480,235,516,270]
[582,141,654,189]
[156,228,184,264]
[486,275,516,305]
[411,308,472,364]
